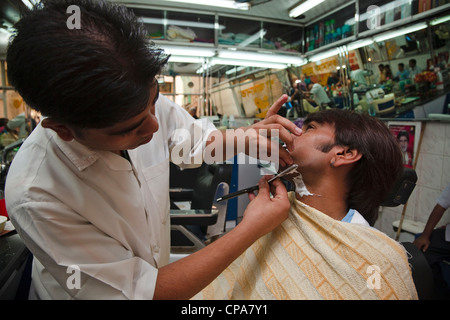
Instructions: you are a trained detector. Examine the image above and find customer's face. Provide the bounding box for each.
[289,121,336,171]
[72,84,160,152]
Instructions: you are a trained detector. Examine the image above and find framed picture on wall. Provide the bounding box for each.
[388,121,422,169]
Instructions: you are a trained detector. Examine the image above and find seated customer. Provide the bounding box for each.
[194,109,417,300]
[395,63,410,81]
[305,82,331,107]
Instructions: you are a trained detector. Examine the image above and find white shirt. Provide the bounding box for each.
[437,183,450,210]
[5,95,216,299]
[309,83,331,106]
[342,209,370,227]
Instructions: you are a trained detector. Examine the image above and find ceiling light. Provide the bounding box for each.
[374,22,427,42]
[218,50,305,66]
[163,0,249,10]
[289,0,326,18]
[211,57,287,69]
[21,0,40,9]
[140,17,225,30]
[160,45,215,58]
[309,48,340,62]
[168,55,206,64]
[347,39,374,51]
[430,15,450,26]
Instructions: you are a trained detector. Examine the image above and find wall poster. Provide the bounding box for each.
[388,121,422,168]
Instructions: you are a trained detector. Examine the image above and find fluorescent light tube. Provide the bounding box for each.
[347,39,374,51]
[211,57,287,69]
[374,22,427,42]
[218,50,305,66]
[160,45,215,57]
[22,0,40,9]
[168,55,206,63]
[140,17,225,30]
[309,48,340,62]
[163,0,249,10]
[430,15,450,26]
[289,0,326,18]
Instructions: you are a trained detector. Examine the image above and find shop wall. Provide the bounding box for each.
[375,121,450,238]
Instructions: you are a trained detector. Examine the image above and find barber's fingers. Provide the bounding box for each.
[256,135,293,167]
[248,176,288,201]
[269,178,289,201]
[247,176,270,201]
[254,117,302,152]
[265,94,289,118]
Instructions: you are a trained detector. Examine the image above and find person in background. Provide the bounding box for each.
[413,183,450,299]
[395,63,410,81]
[350,68,371,87]
[409,59,423,80]
[326,71,340,88]
[383,65,394,82]
[377,64,386,83]
[0,118,19,148]
[5,0,301,300]
[6,112,29,139]
[306,81,332,108]
[194,109,417,300]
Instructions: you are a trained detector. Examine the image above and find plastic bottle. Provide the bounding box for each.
[436,69,444,91]
[366,92,376,116]
[353,93,360,106]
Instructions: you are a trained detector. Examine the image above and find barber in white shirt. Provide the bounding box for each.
[5,0,301,300]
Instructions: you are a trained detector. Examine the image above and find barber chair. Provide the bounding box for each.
[380,167,417,207]
[169,162,233,211]
[401,242,438,300]
[170,182,229,255]
[379,168,443,299]
[169,162,233,256]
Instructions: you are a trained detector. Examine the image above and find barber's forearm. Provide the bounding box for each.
[153,222,258,300]
[205,129,250,162]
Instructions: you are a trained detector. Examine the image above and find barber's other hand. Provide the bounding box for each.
[245,94,302,166]
[242,176,290,239]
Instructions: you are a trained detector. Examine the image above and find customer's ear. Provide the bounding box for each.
[331,146,362,168]
[41,118,75,141]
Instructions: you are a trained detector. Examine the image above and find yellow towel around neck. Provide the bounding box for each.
[193,193,418,300]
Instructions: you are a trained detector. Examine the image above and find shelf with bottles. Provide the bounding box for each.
[305,4,356,52]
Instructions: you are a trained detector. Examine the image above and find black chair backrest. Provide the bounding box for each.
[381,168,417,207]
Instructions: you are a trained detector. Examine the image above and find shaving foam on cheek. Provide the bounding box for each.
[291,170,314,197]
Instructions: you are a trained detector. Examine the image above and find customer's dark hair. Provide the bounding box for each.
[7,0,169,128]
[304,109,403,225]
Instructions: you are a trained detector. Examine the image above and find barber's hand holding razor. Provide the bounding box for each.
[243,175,290,238]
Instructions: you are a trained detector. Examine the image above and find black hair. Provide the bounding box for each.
[7,0,169,128]
[397,130,410,142]
[304,109,403,225]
